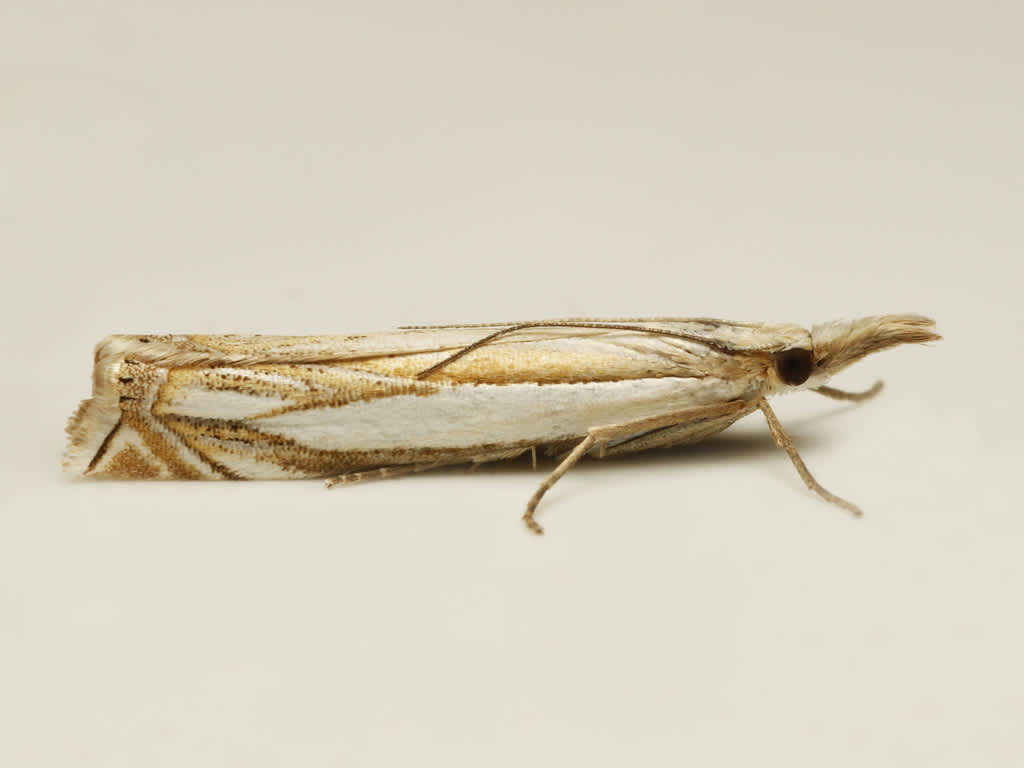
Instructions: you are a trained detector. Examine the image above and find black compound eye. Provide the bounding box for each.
[774,348,814,386]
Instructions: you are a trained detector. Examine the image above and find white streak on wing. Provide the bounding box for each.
[250,377,753,452]
[162,389,287,420]
[146,415,221,478]
[159,368,310,420]
[202,448,309,480]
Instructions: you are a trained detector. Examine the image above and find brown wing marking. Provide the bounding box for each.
[85,417,123,474]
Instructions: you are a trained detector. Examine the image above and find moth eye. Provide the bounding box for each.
[774,348,814,386]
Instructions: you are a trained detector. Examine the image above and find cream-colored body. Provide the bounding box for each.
[65,316,938,532]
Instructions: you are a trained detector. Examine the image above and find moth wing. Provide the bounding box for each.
[120,325,760,384]
[599,401,759,457]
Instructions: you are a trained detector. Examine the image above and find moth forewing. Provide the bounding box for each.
[65,316,939,533]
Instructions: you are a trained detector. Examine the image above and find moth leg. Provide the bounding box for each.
[523,434,597,535]
[756,398,863,518]
[325,462,440,489]
[523,400,751,535]
[813,380,883,402]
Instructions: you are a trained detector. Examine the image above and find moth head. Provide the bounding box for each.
[788,314,941,384]
[766,315,938,390]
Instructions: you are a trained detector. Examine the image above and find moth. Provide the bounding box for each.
[65,315,939,533]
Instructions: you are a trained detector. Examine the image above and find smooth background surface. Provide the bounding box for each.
[2,2,1021,766]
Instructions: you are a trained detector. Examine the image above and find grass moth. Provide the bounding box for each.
[65,315,939,533]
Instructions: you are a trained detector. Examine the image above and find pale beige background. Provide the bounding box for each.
[2,2,1021,766]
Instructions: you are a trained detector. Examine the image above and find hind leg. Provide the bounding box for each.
[523,400,751,534]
